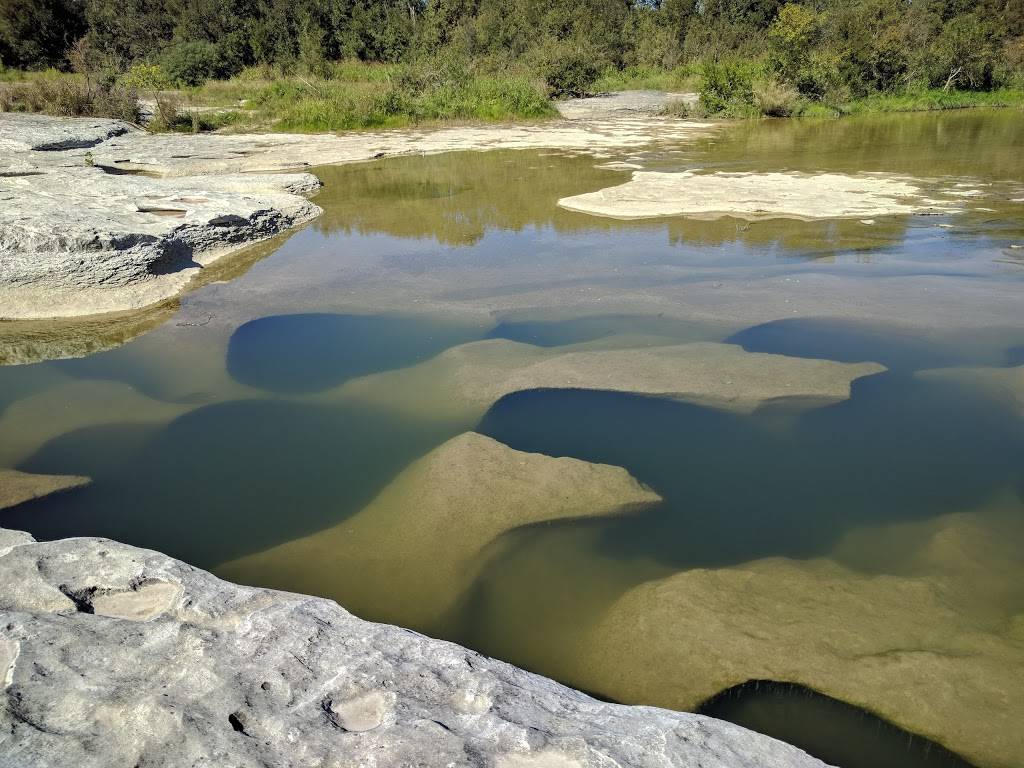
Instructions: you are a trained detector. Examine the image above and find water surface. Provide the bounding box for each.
[2,111,1022,768]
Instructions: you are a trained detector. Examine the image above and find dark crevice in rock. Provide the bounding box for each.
[227,711,249,735]
[57,584,97,614]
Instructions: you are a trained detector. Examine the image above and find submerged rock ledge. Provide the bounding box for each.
[0,527,825,767]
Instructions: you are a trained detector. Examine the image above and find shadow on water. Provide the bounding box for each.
[698,681,976,768]
[226,313,486,394]
[6,398,461,567]
[486,313,714,348]
[476,369,1023,570]
[726,317,1020,372]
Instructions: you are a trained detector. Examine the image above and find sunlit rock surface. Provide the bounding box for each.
[554,90,697,120]
[219,432,661,629]
[340,339,886,420]
[0,527,826,768]
[574,503,1024,768]
[0,168,322,319]
[558,170,963,220]
[0,113,132,152]
[0,469,90,511]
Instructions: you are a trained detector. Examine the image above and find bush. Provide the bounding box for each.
[698,59,760,116]
[120,63,172,91]
[0,76,138,121]
[767,3,821,87]
[752,79,802,116]
[538,41,603,98]
[161,41,223,87]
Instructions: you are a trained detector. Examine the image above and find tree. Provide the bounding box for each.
[0,0,86,68]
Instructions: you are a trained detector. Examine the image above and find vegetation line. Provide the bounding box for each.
[1,0,1021,131]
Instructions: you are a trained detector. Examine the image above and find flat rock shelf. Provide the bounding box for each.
[0,527,826,768]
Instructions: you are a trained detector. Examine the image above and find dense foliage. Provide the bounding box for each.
[1,0,1022,118]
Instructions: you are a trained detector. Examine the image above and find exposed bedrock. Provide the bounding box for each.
[557,170,963,220]
[0,113,132,152]
[0,168,322,319]
[0,527,826,768]
[0,111,720,320]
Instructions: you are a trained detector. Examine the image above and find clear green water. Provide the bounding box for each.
[2,111,1023,768]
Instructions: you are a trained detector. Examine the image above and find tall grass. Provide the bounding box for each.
[205,61,554,132]
[837,88,1024,115]
[593,64,699,93]
[0,73,139,121]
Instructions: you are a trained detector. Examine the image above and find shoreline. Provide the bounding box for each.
[0,99,716,321]
[0,525,827,768]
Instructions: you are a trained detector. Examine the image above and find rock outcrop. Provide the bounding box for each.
[0,111,719,319]
[0,526,826,768]
[558,170,964,220]
[219,432,661,629]
[0,168,322,319]
[0,113,132,152]
[553,90,697,120]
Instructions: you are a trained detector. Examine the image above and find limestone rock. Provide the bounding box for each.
[558,170,961,220]
[219,432,661,629]
[554,90,697,120]
[0,468,90,511]
[0,528,826,768]
[0,168,322,319]
[917,364,1024,418]
[0,113,134,152]
[0,379,194,466]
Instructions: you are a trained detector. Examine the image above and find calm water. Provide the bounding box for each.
[2,111,1023,767]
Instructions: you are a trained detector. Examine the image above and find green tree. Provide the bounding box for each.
[0,0,86,68]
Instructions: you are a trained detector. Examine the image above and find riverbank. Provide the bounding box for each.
[0,525,826,768]
[0,102,717,320]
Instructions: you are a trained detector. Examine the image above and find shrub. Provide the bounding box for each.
[928,13,1001,90]
[698,59,760,116]
[752,79,802,116]
[538,41,603,98]
[161,41,222,87]
[0,76,138,121]
[767,3,821,87]
[120,63,172,91]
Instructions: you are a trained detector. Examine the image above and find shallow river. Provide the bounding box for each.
[2,111,1023,768]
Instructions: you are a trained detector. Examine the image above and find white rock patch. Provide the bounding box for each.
[558,170,960,221]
